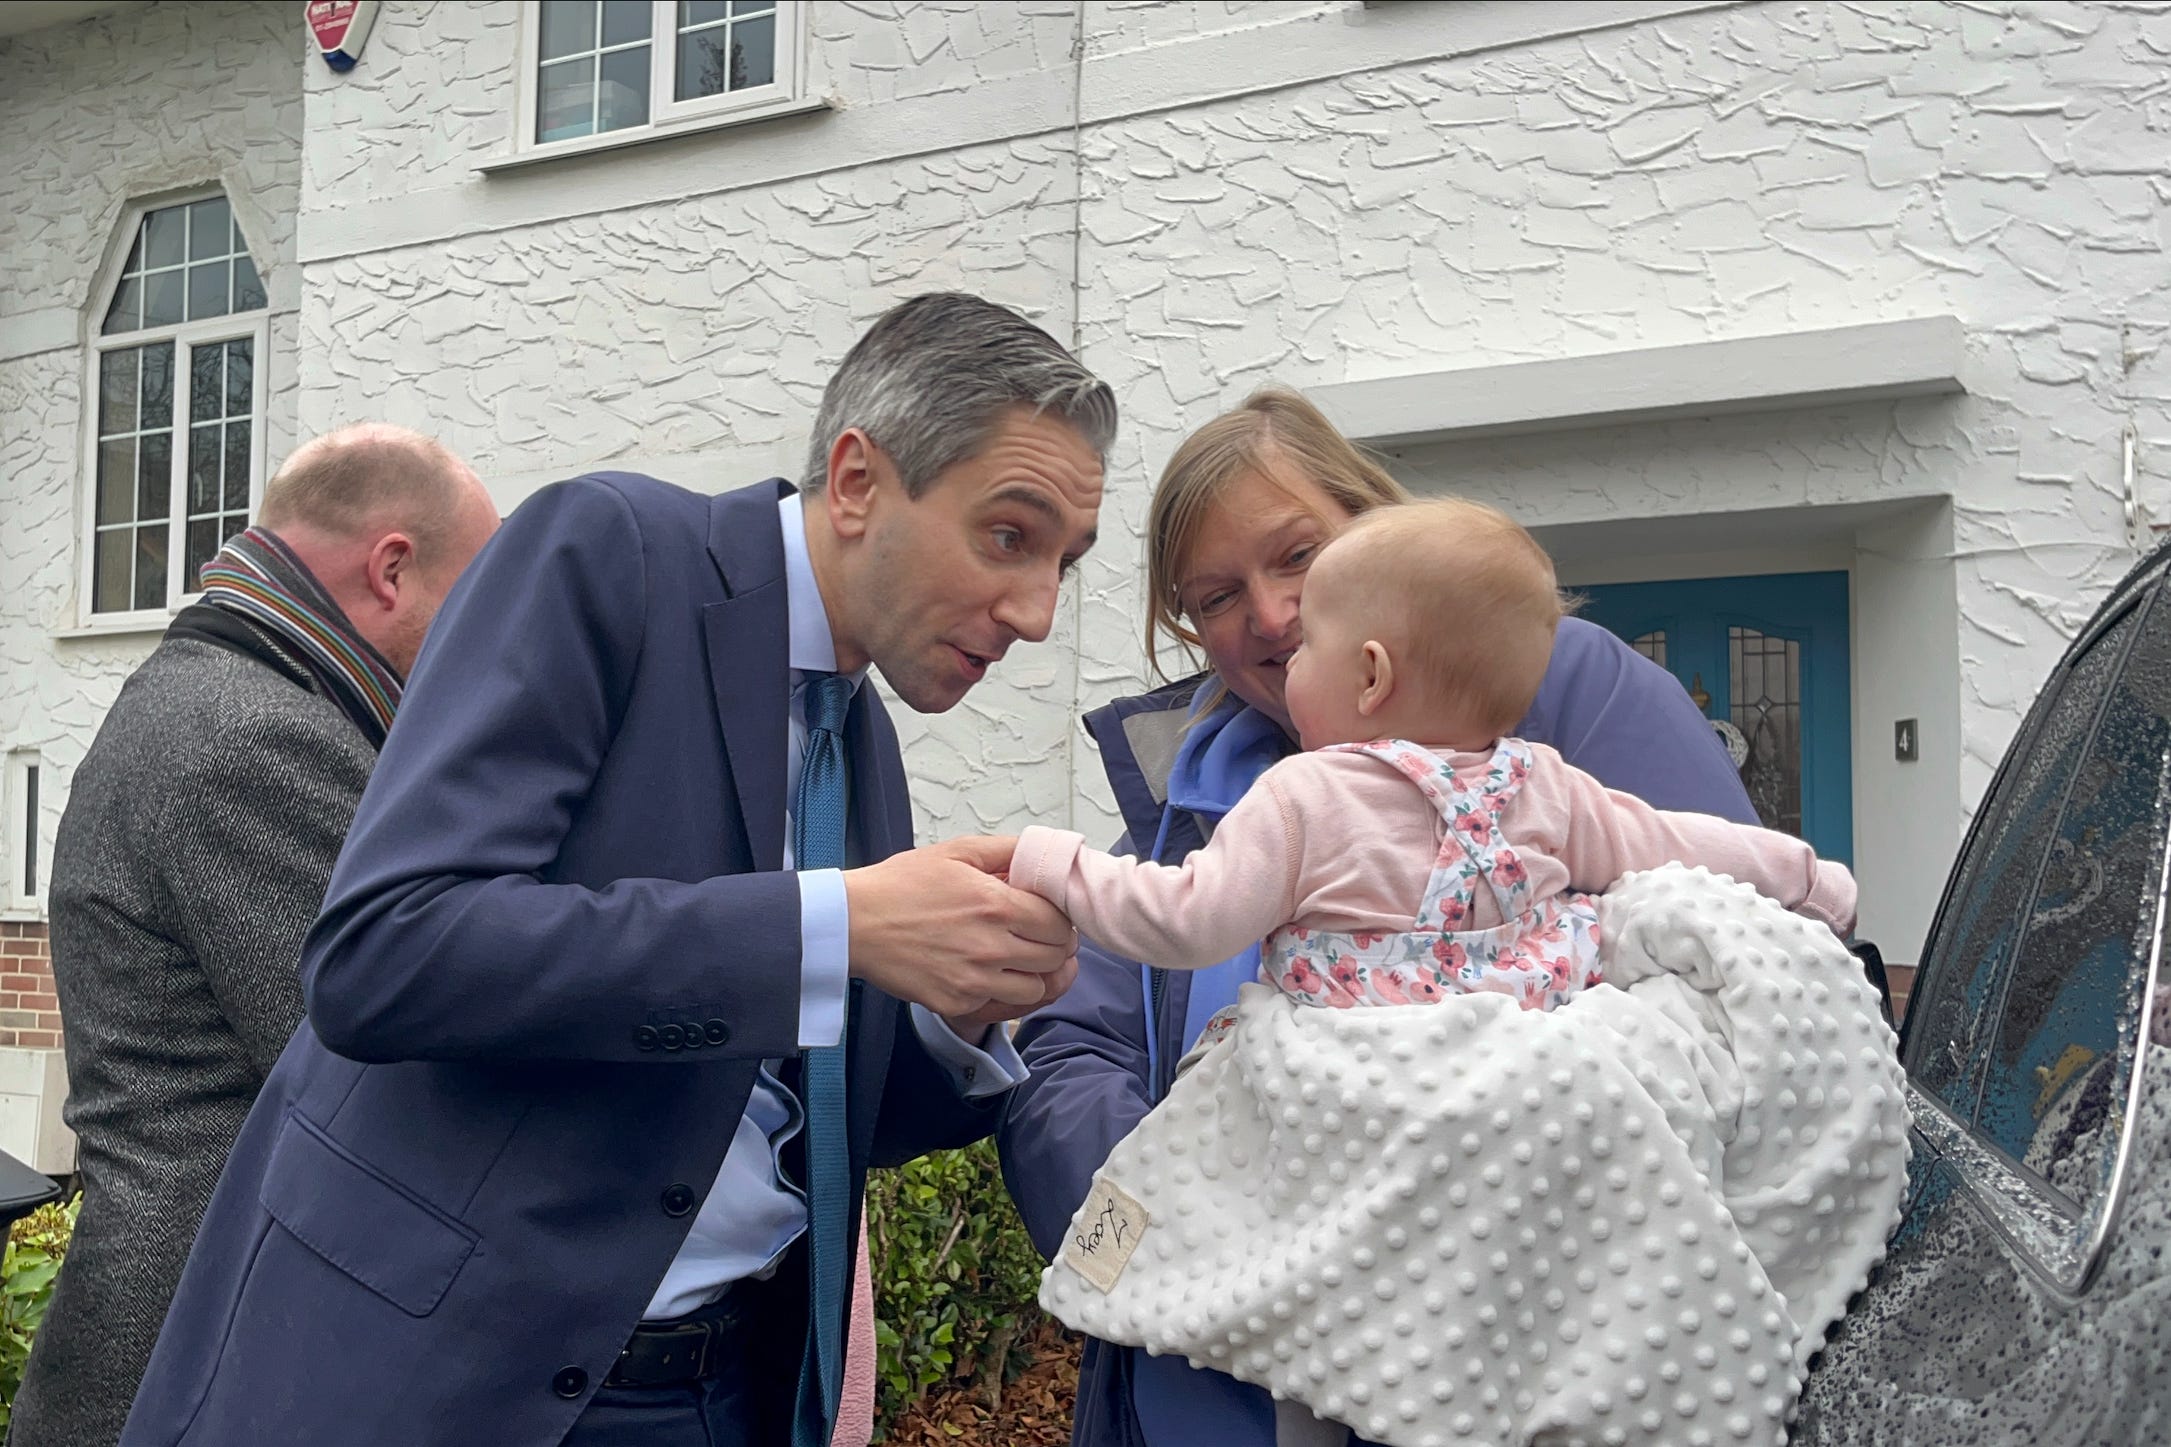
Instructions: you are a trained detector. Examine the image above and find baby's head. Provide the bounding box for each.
[1283,499,1564,751]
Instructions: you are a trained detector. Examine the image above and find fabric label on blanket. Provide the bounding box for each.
[1064,1178,1149,1292]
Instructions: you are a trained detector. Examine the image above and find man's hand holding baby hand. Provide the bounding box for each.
[844,835,1079,1039]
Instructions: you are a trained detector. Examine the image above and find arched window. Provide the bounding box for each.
[84,191,268,619]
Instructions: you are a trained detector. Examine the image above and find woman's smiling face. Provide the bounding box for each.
[1175,461,1354,734]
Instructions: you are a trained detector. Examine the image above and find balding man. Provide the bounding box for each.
[10,425,499,1447]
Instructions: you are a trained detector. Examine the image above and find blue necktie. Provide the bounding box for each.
[792,672,853,1447]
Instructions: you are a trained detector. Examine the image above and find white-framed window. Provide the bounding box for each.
[515,1,813,159]
[3,750,42,915]
[81,191,270,624]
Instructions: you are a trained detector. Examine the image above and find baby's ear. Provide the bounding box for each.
[1357,639,1395,716]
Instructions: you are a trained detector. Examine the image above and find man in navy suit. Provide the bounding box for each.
[121,294,1115,1447]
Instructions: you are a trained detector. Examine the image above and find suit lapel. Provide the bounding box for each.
[703,484,913,1166]
[845,687,909,1164]
[701,480,795,872]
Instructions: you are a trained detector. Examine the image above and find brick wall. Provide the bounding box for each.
[0,922,60,1049]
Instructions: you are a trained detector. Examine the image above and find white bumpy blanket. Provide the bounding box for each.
[1041,866,1911,1447]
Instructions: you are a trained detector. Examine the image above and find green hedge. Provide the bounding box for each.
[865,1140,1046,1434]
[1,1194,79,1432]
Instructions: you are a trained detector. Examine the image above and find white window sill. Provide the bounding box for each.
[0,907,45,925]
[53,617,172,641]
[479,93,834,175]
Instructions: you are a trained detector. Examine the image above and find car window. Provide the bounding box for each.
[1973,588,2171,1216]
[1904,600,2144,1117]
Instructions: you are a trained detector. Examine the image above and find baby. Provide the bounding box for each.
[1008,498,1855,1017]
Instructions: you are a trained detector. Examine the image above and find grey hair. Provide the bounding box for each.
[802,293,1118,497]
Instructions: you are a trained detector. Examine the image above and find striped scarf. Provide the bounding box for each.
[197,527,403,745]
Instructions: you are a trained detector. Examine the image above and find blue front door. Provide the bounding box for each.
[1578,571,1853,865]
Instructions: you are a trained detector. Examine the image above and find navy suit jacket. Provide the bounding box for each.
[122,475,998,1447]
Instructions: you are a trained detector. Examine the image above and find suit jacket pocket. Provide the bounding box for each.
[258,1108,479,1318]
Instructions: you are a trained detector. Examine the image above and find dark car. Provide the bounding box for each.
[1793,538,2171,1443]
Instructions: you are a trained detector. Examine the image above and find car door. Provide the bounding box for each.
[1793,548,2171,1445]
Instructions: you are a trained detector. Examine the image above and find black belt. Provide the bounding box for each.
[606,1285,764,1389]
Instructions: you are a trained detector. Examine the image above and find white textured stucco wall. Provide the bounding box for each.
[5,1,2165,961]
[0,1,304,904]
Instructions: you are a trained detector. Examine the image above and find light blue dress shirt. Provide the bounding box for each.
[642,491,1030,1319]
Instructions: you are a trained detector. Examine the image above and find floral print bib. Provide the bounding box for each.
[1261,737,1603,1012]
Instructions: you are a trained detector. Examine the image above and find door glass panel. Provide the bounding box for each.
[1906,602,2142,1115]
[1630,630,1666,669]
[1973,592,2170,1215]
[1731,626,1803,837]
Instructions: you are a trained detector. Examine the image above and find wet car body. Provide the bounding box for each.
[1794,538,2171,1444]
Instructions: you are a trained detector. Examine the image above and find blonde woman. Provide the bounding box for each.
[997,388,1755,1447]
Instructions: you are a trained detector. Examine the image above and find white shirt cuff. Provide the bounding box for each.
[797,868,850,1049]
[910,1005,1029,1100]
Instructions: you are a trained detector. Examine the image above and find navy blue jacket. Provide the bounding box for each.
[122,475,996,1447]
[999,620,1758,1446]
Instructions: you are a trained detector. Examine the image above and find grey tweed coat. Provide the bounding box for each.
[9,628,376,1447]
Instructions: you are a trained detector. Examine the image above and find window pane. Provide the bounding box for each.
[731,0,774,14]
[537,56,597,142]
[226,339,252,414]
[1905,604,2140,1116]
[190,344,224,422]
[94,530,132,613]
[187,519,221,591]
[1975,597,2171,1211]
[143,268,185,329]
[678,13,776,102]
[224,420,251,509]
[102,275,141,335]
[681,0,729,23]
[189,425,222,514]
[598,45,651,131]
[234,253,266,312]
[677,26,727,100]
[144,206,185,270]
[133,526,167,611]
[98,350,139,436]
[141,342,174,428]
[97,439,136,525]
[539,0,597,61]
[137,432,172,522]
[187,197,232,263]
[600,0,652,45]
[730,12,775,89]
[187,261,230,322]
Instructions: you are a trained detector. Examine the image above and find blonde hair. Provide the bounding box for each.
[1145,387,1410,680]
[259,423,472,562]
[1313,499,1568,737]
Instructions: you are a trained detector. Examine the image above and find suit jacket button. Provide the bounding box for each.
[703,1018,729,1046]
[658,1024,685,1051]
[552,1366,588,1398]
[661,1183,697,1217]
[633,1026,659,1052]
